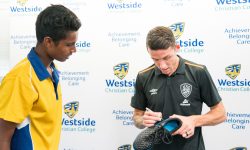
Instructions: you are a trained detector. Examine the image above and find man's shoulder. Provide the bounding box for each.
[138,64,155,76]
[183,59,206,71]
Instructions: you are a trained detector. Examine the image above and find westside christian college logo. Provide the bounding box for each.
[169,22,185,40]
[17,0,28,6]
[64,101,79,118]
[62,101,96,133]
[118,144,131,150]
[105,62,135,93]
[114,62,129,80]
[168,22,205,54]
[11,0,42,14]
[225,64,241,80]
[217,64,250,92]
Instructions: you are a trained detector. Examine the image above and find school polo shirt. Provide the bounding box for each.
[0,47,62,150]
[131,56,221,150]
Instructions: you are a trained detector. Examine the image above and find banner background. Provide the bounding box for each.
[0,0,249,149]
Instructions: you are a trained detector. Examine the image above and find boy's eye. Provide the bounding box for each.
[66,43,75,46]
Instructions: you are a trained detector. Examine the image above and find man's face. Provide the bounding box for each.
[147,46,179,76]
[47,31,78,62]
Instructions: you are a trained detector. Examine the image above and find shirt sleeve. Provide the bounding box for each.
[0,75,38,123]
[198,66,221,107]
[130,73,147,110]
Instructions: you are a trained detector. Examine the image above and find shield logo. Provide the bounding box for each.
[169,22,185,40]
[118,144,131,150]
[180,83,192,98]
[225,64,241,80]
[64,101,79,118]
[17,0,28,6]
[113,62,129,80]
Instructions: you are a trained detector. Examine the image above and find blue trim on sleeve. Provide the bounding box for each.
[11,125,33,150]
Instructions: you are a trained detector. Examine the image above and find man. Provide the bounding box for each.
[0,4,81,150]
[131,26,226,150]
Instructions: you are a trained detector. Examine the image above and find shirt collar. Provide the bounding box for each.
[154,66,162,76]
[174,55,185,75]
[27,47,57,81]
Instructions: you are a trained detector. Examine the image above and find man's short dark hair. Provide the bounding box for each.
[36,4,81,44]
[146,26,176,50]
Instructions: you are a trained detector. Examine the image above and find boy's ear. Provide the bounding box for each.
[43,36,54,48]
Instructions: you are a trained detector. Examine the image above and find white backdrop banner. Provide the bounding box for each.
[1,0,250,149]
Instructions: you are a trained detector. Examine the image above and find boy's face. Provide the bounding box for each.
[46,31,78,62]
[147,46,179,76]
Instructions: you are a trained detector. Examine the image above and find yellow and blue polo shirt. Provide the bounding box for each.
[0,47,62,150]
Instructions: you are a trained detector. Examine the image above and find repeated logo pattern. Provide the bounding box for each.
[17,0,28,6]
[225,64,241,80]
[114,62,129,80]
[169,22,185,40]
[64,101,79,118]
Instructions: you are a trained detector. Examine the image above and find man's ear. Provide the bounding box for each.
[146,47,150,53]
[43,36,54,48]
[175,44,180,52]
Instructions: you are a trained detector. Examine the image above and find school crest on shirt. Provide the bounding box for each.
[113,62,129,80]
[225,64,241,80]
[64,101,79,118]
[169,22,185,40]
[180,83,192,98]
